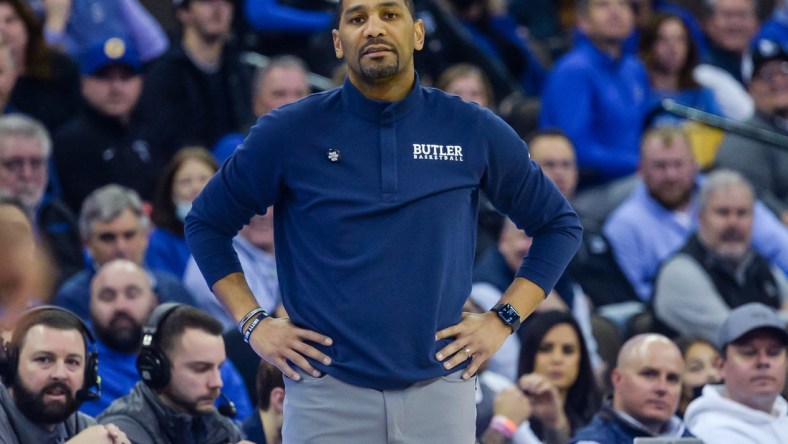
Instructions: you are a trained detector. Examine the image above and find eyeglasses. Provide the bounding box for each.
[95,230,140,243]
[0,156,46,174]
[755,61,788,82]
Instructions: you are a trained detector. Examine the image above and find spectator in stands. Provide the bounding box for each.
[242,360,285,444]
[436,62,495,110]
[0,0,81,133]
[0,114,83,283]
[139,0,253,149]
[0,196,54,320]
[639,13,722,126]
[540,0,650,186]
[147,147,218,278]
[513,311,600,443]
[0,306,131,443]
[38,0,168,63]
[653,170,788,341]
[83,259,252,420]
[701,0,759,85]
[97,304,247,443]
[676,336,721,417]
[604,125,788,303]
[684,303,788,443]
[53,184,196,319]
[714,38,788,224]
[54,36,171,213]
[570,334,694,443]
[212,54,311,163]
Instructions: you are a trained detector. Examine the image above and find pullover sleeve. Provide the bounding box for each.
[185,115,286,288]
[481,111,582,293]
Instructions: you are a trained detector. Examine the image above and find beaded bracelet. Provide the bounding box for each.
[243,313,269,344]
[489,415,518,438]
[237,307,266,333]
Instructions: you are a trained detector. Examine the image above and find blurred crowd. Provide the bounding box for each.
[0,0,787,443]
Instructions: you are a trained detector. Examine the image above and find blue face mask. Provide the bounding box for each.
[175,202,192,222]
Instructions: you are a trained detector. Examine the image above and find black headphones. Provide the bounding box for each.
[135,303,237,417]
[136,302,182,389]
[0,305,101,403]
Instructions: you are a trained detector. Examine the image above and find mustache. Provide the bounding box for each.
[109,312,138,328]
[719,228,746,242]
[360,38,395,55]
[42,381,72,397]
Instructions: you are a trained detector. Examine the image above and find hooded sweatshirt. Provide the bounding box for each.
[684,384,788,444]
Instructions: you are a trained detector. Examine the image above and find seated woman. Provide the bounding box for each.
[146,147,218,278]
[639,13,722,126]
[483,310,600,444]
[675,336,722,418]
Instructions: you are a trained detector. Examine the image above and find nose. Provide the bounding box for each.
[363,15,386,38]
[50,359,68,380]
[209,367,223,389]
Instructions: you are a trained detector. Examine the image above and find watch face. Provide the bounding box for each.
[497,305,519,325]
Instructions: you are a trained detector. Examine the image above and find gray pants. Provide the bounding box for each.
[282,370,477,444]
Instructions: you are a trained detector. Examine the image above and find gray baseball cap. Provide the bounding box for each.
[717,303,788,350]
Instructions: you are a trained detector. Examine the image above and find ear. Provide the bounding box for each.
[610,367,622,389]
[714,354,724,371]
[413,19,425,52]
[271,387,285,414]
[332,29,344,60]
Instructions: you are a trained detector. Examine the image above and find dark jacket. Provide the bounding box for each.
[137,41,253,149]
[53,104,172,213]
[97,381,243,444]
[570,402,693,443]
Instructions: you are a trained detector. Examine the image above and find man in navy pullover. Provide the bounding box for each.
[185,0,581,442]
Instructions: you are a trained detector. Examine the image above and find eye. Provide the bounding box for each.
[383,11,399,20]
[348,14,365,24]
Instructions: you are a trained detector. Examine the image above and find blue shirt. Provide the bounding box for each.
[186,77,581,390]
[541,36,649,183]
[604,178,788,301]
[145,228,191,279]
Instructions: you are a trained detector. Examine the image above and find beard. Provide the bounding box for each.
[358,38,400,81]
[361,62,399,80]
[12,380,78,425]
[162,386,220,416]
[92,312,142,353]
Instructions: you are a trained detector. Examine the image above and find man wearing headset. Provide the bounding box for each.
[97,303,249,444]
[0,306,130,443]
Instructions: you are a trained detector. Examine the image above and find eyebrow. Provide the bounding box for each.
[344,1,403,16]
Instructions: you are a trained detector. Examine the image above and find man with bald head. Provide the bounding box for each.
[82,259,158,416]
[82,259,254,419]
[571,333,694,443]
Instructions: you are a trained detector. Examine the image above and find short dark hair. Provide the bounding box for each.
[11,309,88,358]
[155,306,224,356]
[255,360,284,411]
[336,0,416,22]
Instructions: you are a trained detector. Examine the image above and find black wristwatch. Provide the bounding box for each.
[491,303,521,333]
